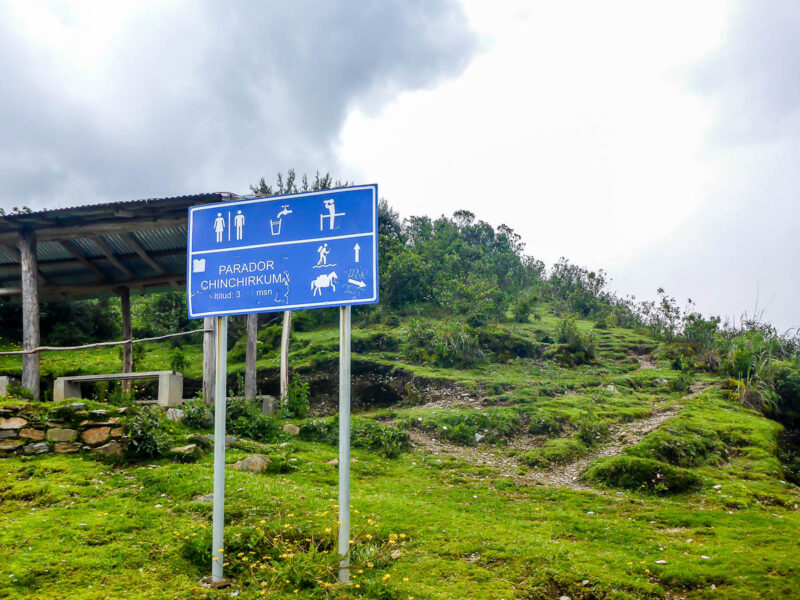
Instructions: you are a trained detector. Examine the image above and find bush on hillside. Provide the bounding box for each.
[510,296,533,323]
[547,315,596,367]
[582,455,702,494]
[668,372,692,393]
[405,319,484,368]
[182,397,213,429]
[527,413,562,436]
[299,417,410,458]
[281,378,310,419]
[225,397,280,442]
[578,418,610,446]
[477,328,539,362]
[123,407,168,459]
[351,329,402,353]
[5,381,34,401]
[770,360,800,425]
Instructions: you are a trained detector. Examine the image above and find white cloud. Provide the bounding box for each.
[338,1,800,330]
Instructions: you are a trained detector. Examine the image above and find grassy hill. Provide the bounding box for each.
[1,299,799,600]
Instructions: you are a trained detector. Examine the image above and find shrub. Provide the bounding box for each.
[668,372,692,393]
[527,414,562,436]
[477,328,539,361]
[405,319,484,368]
[581,455,702,494]
[300,417,410,458]
[771,360,800,425]
[5,381,33,401]
[351,420,410,458]
[224,397,280,442]
[300,419,338,445]
[578,419,610,446]
[169,347,186,373]
[352,330,402,353]
[182,397,212,429]
[403,408,522,446]
[123,407,168,459]
[281,378,310,419]
[511,297,532,323]
[548,315,595,366]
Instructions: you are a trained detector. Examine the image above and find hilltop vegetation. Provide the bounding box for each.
[1,194,799,599]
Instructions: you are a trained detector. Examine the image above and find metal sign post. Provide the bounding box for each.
[187,185,378,584]
[338,305,351,582]
[211,315,228,581]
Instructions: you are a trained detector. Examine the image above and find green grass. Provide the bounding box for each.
[1,305,799,598]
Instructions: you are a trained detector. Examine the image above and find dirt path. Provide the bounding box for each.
[635,354,659,369]
[409,382,712,492]
[528,405,681,491]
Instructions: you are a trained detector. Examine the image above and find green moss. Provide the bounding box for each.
[582,455,702,494]
[521,437,587,468]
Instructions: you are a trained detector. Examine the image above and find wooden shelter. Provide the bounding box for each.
[0,192,259,401]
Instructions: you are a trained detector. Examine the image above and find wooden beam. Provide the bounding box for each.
[120,232,166,275]
[245,313,258,400]
[0,247,185,275]
[0,213,189,245]
[91,236,134,279]
[20,230,40,401]
[59,240,107,281]
[0,273,186,298]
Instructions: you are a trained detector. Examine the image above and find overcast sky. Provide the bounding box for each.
[0,1,797,331]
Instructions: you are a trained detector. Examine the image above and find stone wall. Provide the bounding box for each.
[0,402,128,458]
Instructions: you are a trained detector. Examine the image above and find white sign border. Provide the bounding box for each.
[187,184,378,318]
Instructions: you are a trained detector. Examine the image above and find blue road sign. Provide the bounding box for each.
[187,185,378,318]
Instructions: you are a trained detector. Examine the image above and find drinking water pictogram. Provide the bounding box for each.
[270,204,292,236]
[320,199,345,230]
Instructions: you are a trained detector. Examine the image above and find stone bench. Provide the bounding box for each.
[53,371,183,407]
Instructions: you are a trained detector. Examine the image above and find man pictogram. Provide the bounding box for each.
[234,210,245,241]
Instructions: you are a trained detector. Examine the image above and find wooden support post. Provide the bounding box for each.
[203,317,216,405]
[119,286,132,393]
[280,311,291,402]
[20,230,40,401]
[245,313,257,400]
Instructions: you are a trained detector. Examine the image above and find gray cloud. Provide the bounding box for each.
[613,2,800,331]
[690,1,800,143]
[0,1,476,209]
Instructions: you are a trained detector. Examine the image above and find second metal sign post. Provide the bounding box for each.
[189,185,378,584]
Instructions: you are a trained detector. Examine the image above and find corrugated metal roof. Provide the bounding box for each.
[133,226,187,252]
[0,192,235,298]
[0,192,228,222]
